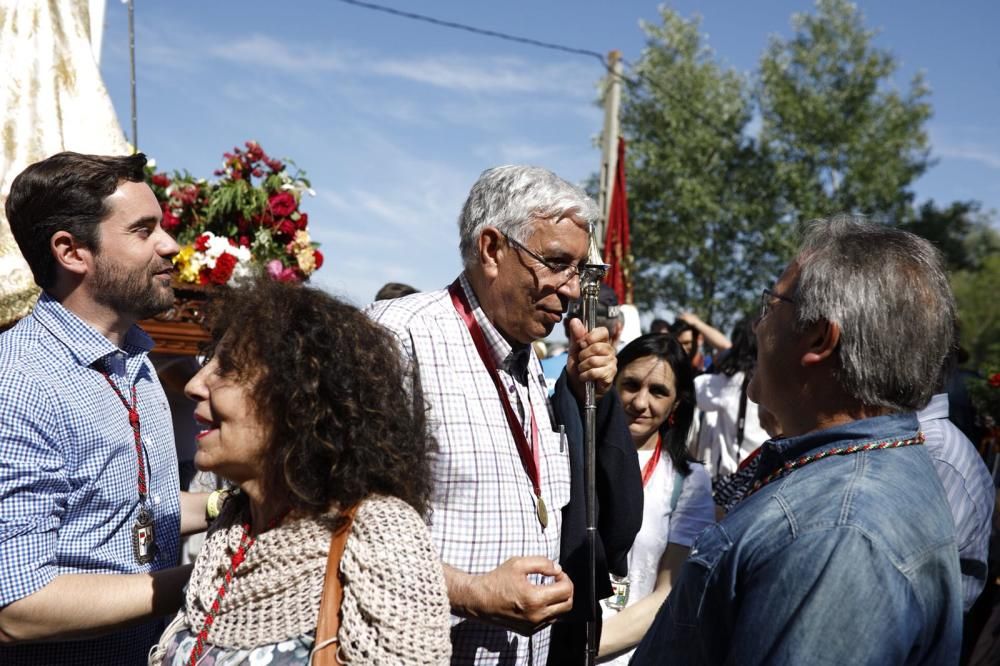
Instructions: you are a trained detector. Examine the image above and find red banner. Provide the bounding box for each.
[603,137,633,304]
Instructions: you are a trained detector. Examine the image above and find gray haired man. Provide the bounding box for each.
[367,166,641,665]
[634,215,963,665]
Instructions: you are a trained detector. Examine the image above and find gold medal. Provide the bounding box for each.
[536,495,548,529]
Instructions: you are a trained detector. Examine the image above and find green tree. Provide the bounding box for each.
[621,8,787,324]
[952,252,1000,371]
[900,200,1000,272]
[758,0,932,224]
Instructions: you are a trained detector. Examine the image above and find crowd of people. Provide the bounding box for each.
[0,151,997,665]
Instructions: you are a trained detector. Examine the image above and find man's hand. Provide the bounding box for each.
[444,557,574,635]
[566,318,617,403]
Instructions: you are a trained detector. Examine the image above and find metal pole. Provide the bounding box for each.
[128,0,138,152]
[580,227,608,666]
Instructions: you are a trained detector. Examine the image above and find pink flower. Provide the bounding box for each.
[266,260,285,279]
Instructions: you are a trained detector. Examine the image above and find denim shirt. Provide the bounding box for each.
[632,413,962,665]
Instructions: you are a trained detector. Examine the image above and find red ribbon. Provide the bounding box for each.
[448,280,543,501]
[640,434,663,488]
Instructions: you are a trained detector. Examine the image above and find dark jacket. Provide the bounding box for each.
[547,370,643,665]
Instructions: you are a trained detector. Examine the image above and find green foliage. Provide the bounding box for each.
[758,0,932,223]
[621,8,788,325]
[952,252,1000,372]
[899,200,1000,272]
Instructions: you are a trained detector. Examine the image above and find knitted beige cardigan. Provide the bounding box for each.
[150,495,451,664]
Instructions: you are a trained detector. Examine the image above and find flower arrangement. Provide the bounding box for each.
[147,141,323,286]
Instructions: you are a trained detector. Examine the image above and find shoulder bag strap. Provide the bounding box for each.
[311,504,360,666]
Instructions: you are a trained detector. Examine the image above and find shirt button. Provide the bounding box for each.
[153,495,161,505]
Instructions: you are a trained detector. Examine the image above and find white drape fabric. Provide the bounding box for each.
[0,0,128,327]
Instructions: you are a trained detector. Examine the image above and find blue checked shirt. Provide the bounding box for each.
[919,393,996,611]
[0,293,181,665]
[366,274,571,666]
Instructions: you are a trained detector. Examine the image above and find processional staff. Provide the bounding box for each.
[580,223,609,666]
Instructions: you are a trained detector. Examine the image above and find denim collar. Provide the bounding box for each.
[756,412,921,480]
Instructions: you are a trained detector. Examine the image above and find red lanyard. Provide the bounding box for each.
[100,370,147,501]
[448,281,543,503]
[640,434,663,488]
[189,522,255,665]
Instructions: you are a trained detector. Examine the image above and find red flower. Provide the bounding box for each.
[161,207,180,233]
[989,373,1000,389]
[313,250,324,270]
[239,235,251,248]
[194,234,211,252]
[275,219,297,238]
[151,173,171,188]
[209,252,238,285]
[295,212,308,230]
[268,192,297,217]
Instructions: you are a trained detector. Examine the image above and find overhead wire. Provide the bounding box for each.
[334,0,742,144]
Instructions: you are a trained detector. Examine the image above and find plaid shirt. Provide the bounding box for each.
[0,293,180,665]
[366,273,572,665]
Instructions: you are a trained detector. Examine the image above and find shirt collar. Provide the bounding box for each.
[31,292,154,370]
[458,272,531,377]
[916,393,948,422]
[757,411,921,477]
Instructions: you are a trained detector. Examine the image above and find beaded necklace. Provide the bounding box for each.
[187,512,284,666]
[743,433,925,500]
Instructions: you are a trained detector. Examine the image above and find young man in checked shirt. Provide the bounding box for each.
[0,152,210,664]
[367,165,641,665]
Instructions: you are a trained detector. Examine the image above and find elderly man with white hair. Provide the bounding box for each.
[367,166,641,665]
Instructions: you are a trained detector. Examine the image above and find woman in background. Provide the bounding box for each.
[150,279,451,665]
[694,318,769,480]
[598,334,715,663]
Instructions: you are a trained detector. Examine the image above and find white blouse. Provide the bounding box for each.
[598,451,715,665]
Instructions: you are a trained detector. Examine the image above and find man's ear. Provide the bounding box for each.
[801,319,840,367]
[477,227,505,280]
[50,231,93,278]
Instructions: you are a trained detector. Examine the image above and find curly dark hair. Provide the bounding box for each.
[203,278,435,517]
[616,333,697,476]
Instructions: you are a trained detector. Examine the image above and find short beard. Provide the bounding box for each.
[93,255,175,321]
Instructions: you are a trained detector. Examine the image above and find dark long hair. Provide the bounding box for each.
[714,318,756,377]
[616,333,696,476]
[203,278,435,518]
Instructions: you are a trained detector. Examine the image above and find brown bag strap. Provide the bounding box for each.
[311,504,359,666]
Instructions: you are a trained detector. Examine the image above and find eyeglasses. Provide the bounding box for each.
[503,233,583,283]
[759,287,796,320]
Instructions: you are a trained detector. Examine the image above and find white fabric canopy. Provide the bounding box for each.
[0,0,130,326]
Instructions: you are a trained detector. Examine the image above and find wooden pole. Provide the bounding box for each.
[596,50,622,251]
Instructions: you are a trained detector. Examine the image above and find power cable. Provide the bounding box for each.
[335,0,741,144]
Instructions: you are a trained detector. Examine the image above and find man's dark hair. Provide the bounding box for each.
[669,319,697,337]
[5,151,148,288]
[375,282,419,301]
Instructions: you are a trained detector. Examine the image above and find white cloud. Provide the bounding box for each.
[934,144,1000,170]
[207,34,347,73]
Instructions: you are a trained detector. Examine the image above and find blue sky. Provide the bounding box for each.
[99,0,1000,317]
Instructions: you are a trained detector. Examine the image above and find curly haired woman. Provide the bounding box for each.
[150,279,451,665]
